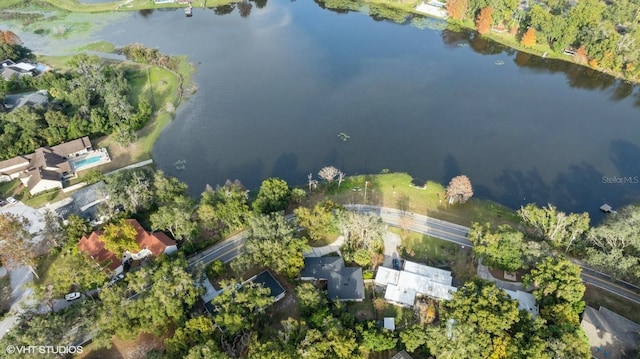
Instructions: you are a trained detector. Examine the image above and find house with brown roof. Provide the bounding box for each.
[581,306,640,359]
[0,136,93,195]
[78,219,177,274]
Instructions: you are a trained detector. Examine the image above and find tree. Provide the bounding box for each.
[318,166,340,184]
[41,209,64,248]
[400,324,429,353]
[445,175,473,204]
[153,170,188,205]
[63,214,90,243]
[232,213,309,278]
[427,279,520,359]
[0,213,38,278]
[446,0,468,20]
[521,28,537,47]
[47,247,108,297]
[358,321,397,352]
[523,257,585,317]
[150,195,197,241]
[476,7,493,35]
[102,168,154,214]
[94,256,202,348]
[253,178,291,214]
[468,223,526,271]
[294,201,341,242]
[296,282,327,316]
[338,211,385,253]
[165,316,217,359]
[518,203,590,251]
[198,180,250,233]
[353,248,372,267]
[307,173,318,191]
[211,278,273,336]
[101,219,138,257]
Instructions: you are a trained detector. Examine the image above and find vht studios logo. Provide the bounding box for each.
[602,176,639,184]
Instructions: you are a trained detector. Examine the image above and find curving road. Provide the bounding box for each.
[186,204,640,305]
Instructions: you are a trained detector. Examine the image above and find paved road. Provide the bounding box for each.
[186,204,640,305]
[345,204,640,305]
[187,231,248,268]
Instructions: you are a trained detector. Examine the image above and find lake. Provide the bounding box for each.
[93,0,640,220]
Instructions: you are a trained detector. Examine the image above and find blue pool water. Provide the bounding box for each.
[73,156,102,169]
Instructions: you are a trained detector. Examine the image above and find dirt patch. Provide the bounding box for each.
[78,332,166,359]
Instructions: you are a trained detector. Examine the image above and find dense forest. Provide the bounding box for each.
[0,43,151,160]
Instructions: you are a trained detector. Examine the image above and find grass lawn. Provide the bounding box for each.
[388,227,477,284]
[390,227,459,265]
[583,284,640,324]
[0,179,69,208]
[325,173,520,228]
[36,0,237,13]
[347,283,377,322]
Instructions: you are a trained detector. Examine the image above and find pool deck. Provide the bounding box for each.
[70,148,112,173]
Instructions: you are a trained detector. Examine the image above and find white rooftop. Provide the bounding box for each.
[383,317,395,331]
[376,262,457,305]
[403,260,453,286]
[504,289,538,318]
[374,266,400,286]
[13,63,36,71]
[385,284,417,306]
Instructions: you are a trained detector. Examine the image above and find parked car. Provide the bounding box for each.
[65,292,81,301]
[6,197,17,204]
[108,273,125,287]
[392,258,400,270]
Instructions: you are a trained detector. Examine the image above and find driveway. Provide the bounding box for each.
[303,236,345,257]
[382,231,401,268]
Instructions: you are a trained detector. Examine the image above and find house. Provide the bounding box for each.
[204,270,286,314]
[3,90,49,111]
[390,350,413,359]
[374,261,457,307]
[0,59,40,81]
[300,257,365,301]
[581,306,640,359]
[0,136,95,195]
[78,219,177,274]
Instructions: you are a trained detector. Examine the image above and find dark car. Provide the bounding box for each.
[392,258,400,270]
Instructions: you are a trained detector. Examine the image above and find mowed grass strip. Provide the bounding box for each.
[327,172,520,227]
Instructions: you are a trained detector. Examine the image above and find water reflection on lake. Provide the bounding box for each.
[90,0,640,220]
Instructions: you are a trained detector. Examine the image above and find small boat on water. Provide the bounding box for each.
[338,132,350,141]
[185,4,193,17]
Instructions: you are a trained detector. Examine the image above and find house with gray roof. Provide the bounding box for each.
[581,306,640,359]
[3,90,49,111]
[300,257,365,301]
[390,350,413,359]
[0,136,93,195]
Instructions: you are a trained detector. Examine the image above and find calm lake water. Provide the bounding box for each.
[92,0,639,220]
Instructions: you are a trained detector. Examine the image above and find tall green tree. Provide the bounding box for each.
[101,219,138,257]
[427,279,520,359]
[94,256,202,348]
[0,213,38,278]
[518,203,590,251]
[252,178,292,214]
[150,195,198,241]
[232,213,309,278]
[468,223,527,271]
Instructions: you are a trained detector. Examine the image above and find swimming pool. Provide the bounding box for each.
[72,155,102,170]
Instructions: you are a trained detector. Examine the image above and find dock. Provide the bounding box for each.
[600,204,614,213]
